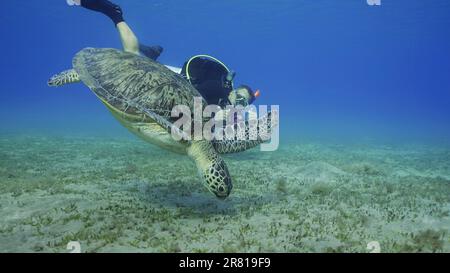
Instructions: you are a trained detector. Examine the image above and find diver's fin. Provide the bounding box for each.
[47,69,81,87]
[79,0,124,25]
[212,111,279,154]
[139,44,163,61]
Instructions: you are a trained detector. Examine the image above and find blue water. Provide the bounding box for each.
[1,0,450,144]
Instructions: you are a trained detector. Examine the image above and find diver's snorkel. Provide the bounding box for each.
[254,89,261,98]
[230,86,261,107]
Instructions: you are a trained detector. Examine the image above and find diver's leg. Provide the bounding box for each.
[116,22,140,55]
[139,44,164,60]
[78,0,139,55]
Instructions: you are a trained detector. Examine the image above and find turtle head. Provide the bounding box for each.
[187,141,233,199]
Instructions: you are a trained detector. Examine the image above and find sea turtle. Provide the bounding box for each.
[48,48,276,199]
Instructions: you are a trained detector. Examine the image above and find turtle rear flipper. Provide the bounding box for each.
[48,69,81,87]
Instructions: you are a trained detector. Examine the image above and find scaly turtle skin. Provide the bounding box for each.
[48,48,277,199]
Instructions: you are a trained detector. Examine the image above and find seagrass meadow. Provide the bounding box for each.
[1,135,448,252]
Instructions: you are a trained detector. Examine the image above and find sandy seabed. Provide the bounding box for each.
[0,135,449,252]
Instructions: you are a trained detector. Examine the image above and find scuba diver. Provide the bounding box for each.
[66,0,261,109]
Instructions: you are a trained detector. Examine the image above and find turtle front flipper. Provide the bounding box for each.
[47,69,81,87]
[135,106,231,199]
[187,140,233,199]
[213,110,279,154]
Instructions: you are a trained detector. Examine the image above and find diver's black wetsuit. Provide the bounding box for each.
[181,58,232,107]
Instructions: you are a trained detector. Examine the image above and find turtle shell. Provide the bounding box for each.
[73,48,205,120]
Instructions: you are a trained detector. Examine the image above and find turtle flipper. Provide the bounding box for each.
[138,107,191,144]
[187,140,232,199]
[139,107,231,199]
[212,110,279,154]
[138,105,231,198]
[48,69,81,87]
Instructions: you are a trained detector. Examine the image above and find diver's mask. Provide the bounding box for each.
[229,86,252,107]
[234,94,250,107]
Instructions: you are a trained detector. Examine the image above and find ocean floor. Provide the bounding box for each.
[0,135,449,253]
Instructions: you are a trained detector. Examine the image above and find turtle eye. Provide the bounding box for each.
[218,186,225,193]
